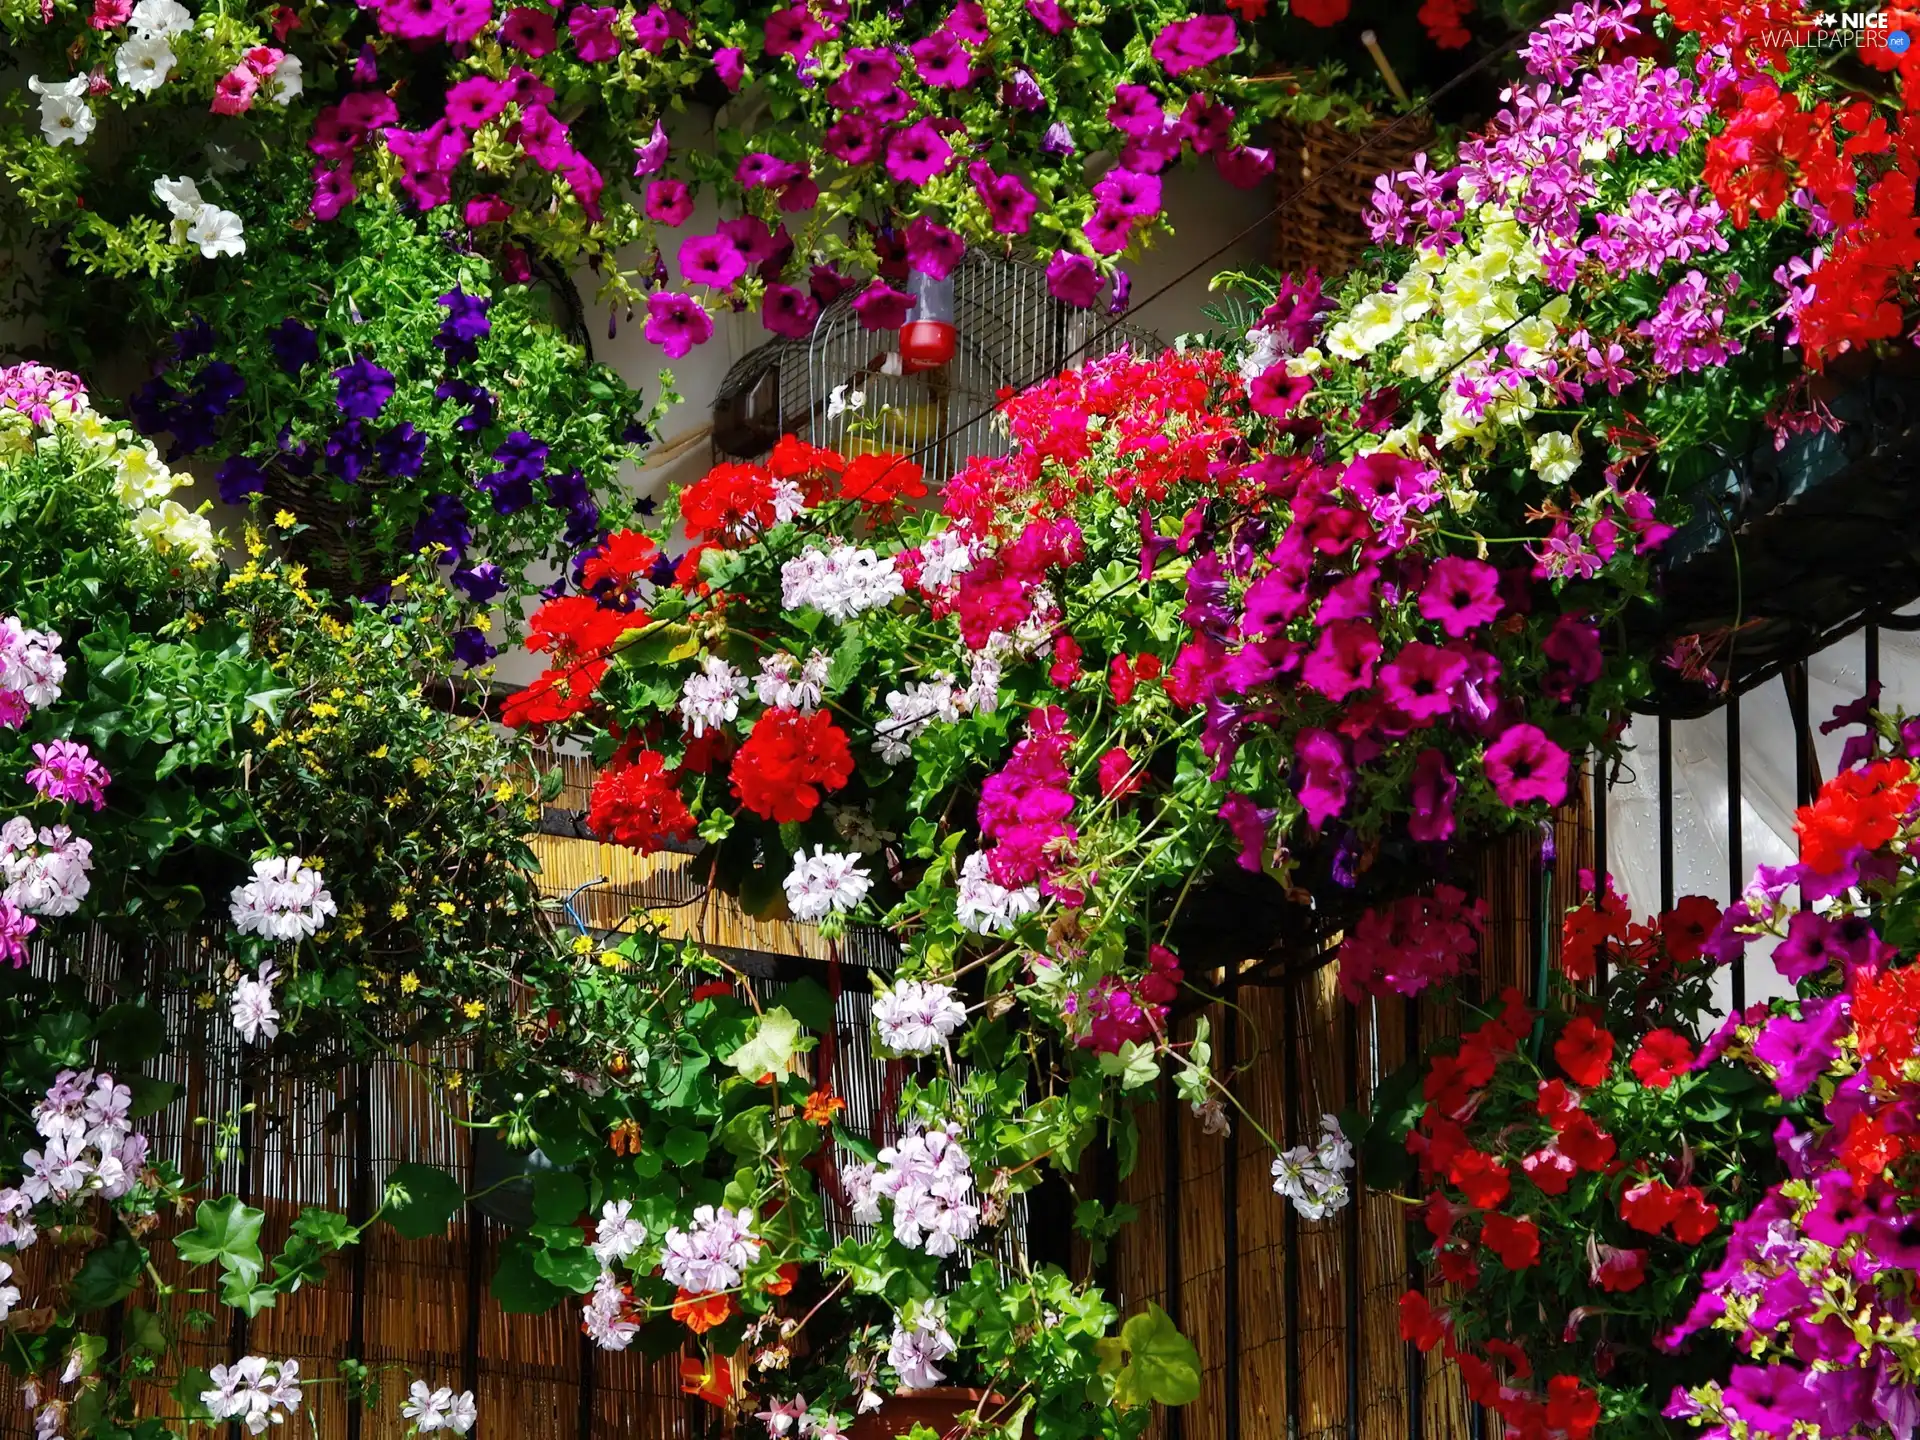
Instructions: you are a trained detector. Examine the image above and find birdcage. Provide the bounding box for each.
[710,251,1162,477]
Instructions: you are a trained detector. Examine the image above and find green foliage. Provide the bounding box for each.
[384,1163,469,1240]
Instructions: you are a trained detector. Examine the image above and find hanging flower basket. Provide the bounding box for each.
[1269,109,1434,281]
[1627,350,1920,718]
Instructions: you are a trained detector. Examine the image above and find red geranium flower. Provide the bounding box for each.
[1659,895,1722,964]
[1629,1028,1695,1089]
[839,450,927,509]
[580,529,661,597]
[587,750,696,853]
[1545,1376,1601,1440]
[1480,1212,1540,1270]
[1671,1187,1720,1244]
[1794,758,1918,876]
[729,708,854,821]
[1553,1016,1615,1087]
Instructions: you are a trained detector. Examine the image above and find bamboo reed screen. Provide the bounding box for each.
[1105,796,1591,1440]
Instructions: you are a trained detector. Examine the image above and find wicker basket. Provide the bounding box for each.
[1270,111,1436,280]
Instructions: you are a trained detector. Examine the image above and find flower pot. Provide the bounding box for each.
[469,1130,563,1230]
[848,1389,999,1440]
[1627,350,1920,718]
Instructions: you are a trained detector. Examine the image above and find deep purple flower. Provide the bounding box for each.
[1044,251,1103,308]
[1151,15,1236,74]
[852,281,912,331]
[1408,749,1458,842]
[884,121,954,186]
[453,626,497,669]
[376,423,426,479]
[1002,67,1045,111]
[436,377,495,434]
[451,562,506,602]
[435,287,492,362]
[267,319,318,375]
[1110,271,1132,314]
[679,233,747,289]
[1482,724,1570,808]
[904,217,965,279]
[643,292,713,358]
[1042,121,1076,157]
[411,493,472,561]
[325,421,372,482]
[1773,909,1842,983]
[333,356,395,420]
[216,456,268,504]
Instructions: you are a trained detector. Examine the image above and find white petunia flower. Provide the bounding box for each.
[783,845,871,922]
[130,499,217,561]
[129,0,193,37]
[181,204,246,258]
[115,35,177,92]
[268,52,302,103]
[28,78,94,148]
[152,175,203,218]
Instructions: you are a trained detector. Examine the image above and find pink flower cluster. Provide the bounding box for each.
[1067,945,1184,1053]
[976,706,1077,894]
[1336,884,1487,1000]
[26,740,110,811]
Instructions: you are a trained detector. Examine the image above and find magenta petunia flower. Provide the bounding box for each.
[1082,205,1133,256]
[1248,367,1312,418]
[1380,642,1467,723]
[905,216,965,279]
[1026,0,1071,31]
[1751,995,1850,1099]
[1182,93,1235,153]
[764,3,824,56]
[311,161,358,221]
[946,0,989,43]
[644,180,694,227]
[1218,793,1274,871]
[1408,749,1458,842]
[884,120,954,186]
[910,31,976,88]
[632,119,669,177]
[27,739,110,811]
[1419,556,1503,637]
[713,46,745,91]
[212,64,261,116]
[375,0,453,41]
[852,281,912,331]
[679,233,747,289]
[644,292,713,358]
[720,214,787,266]
[1542,614,1603,702]
[1215,144,1274,189]
[1294,727,1351,830]
[499,5,556,53]
[832,47,901,105]
[444,75,509,131]
[762,284,820,340]
[1092,166,1161,218]
[824,113,881,165]
[1044,250,1103,308]
[968,162,1038,235]
[1151,14,1236,74]
[629,3,677,52]
[737,152,805,190]
[1106,84,1165,138]
[1481,724,1569,808]
[464,194,511,225]
[1302,619,1380,703]
[567,6,620,60]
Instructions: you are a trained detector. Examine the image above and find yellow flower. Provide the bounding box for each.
[385,790,410,808]
[194,991,216,1011]
[445,1072,464,1090]
[250,712,268,736]
[329,687,347,701]
[369,745,389,760]
[273,509,296,529]
[571,933,596,956]
[310,702,339,719]
[411,756,432,777]
[598,951,629,971]
[389,900,409,920]
[436,900,456,917]
[462,999,484,1019]
[400,972,421,995]
[493,780,517,804]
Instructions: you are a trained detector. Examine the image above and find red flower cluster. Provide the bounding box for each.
[838,450,927,511]
[1854,962,1920,1089]
[1335,883,1487,1001]
[587,750,697,853]
[1560,883,1721,981]
[1396,1292,1600,1440]
[1418,0,1472,48]
[729,708,854,822]
[1794,756,1917,876]
[503,596,647,728]
[1628,1028,1695,1089]
[1618,1175,1719,1243]
[678,436,844,544]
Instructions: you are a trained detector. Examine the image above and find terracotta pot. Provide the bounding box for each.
[846,1388,998,1440]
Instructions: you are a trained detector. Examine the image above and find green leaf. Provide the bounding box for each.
[727,1006,809,1079]
[1097,1041,1160,1091]
[174,1197,265,1284]
[173,1369,216,1423]
[1114,1304,1202,1407]
[778,976,835,1033]
[69,1239,145,1311]
[125,1308,166,1353]
[125,1076,180,1119]
[531,1170,587,1226]
[383,1163,466,1239]
[532,1242,602,1294]
[94,1003,167,1065]
[491,1237,568,1314]
[660,1127,710,1166]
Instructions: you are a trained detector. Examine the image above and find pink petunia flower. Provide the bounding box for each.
[499,6,556,53]
[679,233,746,290]
[762,284,820,339]
[644,292,713,358]
[1151,14,1237,74]
[1482,724,1570,809]
[1045,251,1103,308]
[905,216,966,279]
[1419,556,1503,637]
[884,121,954,186]
[1302,620,1380,703]
[968,162,1037,234]
[852,281,912,331]
[644,180,694,226]
[1408,749,1458,842]
[1294,728,1352,830]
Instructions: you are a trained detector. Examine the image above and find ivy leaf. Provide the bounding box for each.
[727,1006,809,1079]
[1097,1041,1160,1091]
[1113,1304,1202,1408]
[94,1003,166,1065]
[125,1076,180,1119]
[69,1239,146,1311]
[125,1309,167,1353]
[174,1198,266,1285]
[383,1163,466,1239]
[491,1236,568,1315]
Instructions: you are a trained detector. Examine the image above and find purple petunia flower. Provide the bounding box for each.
[1044,250,1103,308]
[499,5,555,53]
[1419,556,1502,637]
[644,180,694,227]
[435,287,492,362]
[910,31,976,89]
[451,562,506,603]
[411,493,472,562]
[1751,995,1850,1098]
[376,423,426,479]
[333,356,395,421]
[216,456,268,504]
[267,319,318,376]
[1380,643,1466,723]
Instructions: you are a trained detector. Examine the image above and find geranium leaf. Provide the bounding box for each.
[174,1197,266,1284]
[383,1163,466,1239]
[1114,1303,1201,1408]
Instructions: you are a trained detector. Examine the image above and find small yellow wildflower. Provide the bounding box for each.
[310,702,338,719]
[389,900,409,920]
[571,933,596,956]
[436,900,456,917]
[250,712,268,736]
[385,790,410,808]
[445,1072,464,1091]
[493,780,516,804]
[411,756,432,777]
[273,509,296,529]
[462,1000,484,1019]
[369,745,389,760]
[194,991,216,1011]
[598,951,629,971]
[400,972,421,995]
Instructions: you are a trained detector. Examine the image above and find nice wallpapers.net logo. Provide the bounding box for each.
[1778,10,1913,51]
